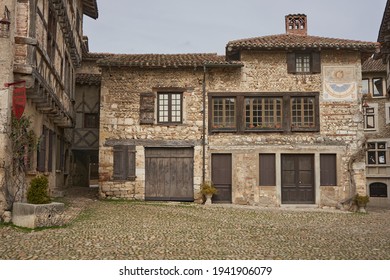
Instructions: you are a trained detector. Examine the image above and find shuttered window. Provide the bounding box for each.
[287,52,321,74]
[259,154,276,186]
[37,126,47,172]
[140,92,155,124]
[113,145,136,181]
[320,154,337,186]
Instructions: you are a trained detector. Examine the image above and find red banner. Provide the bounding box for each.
[12,86,26,120]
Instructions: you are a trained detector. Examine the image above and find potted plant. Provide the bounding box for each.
[200,181,217,205]
[354,194,369,213]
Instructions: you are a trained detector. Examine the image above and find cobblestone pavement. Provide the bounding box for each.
[1,187,390,260]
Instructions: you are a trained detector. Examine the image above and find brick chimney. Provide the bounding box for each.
[285,14,307,36]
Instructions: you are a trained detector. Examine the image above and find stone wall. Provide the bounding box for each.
[99,49,367,208]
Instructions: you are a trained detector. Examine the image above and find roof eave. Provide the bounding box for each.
[82,0,98,19]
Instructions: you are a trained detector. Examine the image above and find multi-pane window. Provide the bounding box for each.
[245,97,282,130]
[295,54,310,73]
[291,97,316,129]
[373,78,384,97]
[212,97,236,129]
[157,93,182,123]
[367,142,387,165]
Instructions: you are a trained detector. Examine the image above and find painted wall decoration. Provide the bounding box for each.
[323,66,357,101]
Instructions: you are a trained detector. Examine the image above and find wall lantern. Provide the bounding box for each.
[0,6,11,37]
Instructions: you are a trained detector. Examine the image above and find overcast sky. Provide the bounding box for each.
[83,0,387,55]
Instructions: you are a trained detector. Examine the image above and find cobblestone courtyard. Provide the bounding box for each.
[1,189,390,260]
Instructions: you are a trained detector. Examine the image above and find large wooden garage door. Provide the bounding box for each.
[281,154,315,204]
[145,148,194,201]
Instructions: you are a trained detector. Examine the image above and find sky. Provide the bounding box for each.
[83,0,387,55]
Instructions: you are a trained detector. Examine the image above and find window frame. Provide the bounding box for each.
[367,142,387,165]
[287,52,321,74]
[157,92,183,124]
[373,77,384,97]
[363,103,378,131]
[209,92,319,134]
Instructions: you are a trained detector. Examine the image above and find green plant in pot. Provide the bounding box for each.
[200,181,217,205]
[27,176,51,204]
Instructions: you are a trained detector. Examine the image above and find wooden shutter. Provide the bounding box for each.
[287,52,296,73]
[259,154,276,186]
[127,145,136,181]
[113,145,126,180]
[37,126,47,172]
[320,154,337,186]
[311,52,321,73]
[47,130,55,172]
[140,93,155,124]
[113,145,136,181]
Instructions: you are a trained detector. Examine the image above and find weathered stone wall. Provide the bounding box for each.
[99,49,366,208]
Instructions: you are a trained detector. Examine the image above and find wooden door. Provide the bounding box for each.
[211,154,232,203]
[145,148,194,201]
[281,154,315,204]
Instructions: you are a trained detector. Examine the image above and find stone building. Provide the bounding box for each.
[0,0,98,216]
[97,14,378,208]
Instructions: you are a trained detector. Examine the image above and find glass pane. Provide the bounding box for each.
[367,151,376,164]
[378,151,386,164]
[373,78,383,96]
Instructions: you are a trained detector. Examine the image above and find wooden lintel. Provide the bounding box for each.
[14,36,37,46]
[13,64,33,74]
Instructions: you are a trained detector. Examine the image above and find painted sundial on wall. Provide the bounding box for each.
[323,66,357,101]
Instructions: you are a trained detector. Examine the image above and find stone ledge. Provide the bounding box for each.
[12,202,65,229]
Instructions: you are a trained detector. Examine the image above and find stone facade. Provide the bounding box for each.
[97,35,375,208]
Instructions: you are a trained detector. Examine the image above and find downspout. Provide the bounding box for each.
[202,65,207,184]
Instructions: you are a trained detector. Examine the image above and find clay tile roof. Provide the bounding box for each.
[362,56,387,73]
[227,34,378,52]
[76,73,101,85]
[82,0,98,19]
[97,53,243,68]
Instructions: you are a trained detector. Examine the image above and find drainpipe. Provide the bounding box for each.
[202,65,207,184]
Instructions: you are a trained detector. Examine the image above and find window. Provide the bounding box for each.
[210,93,319,133]
[246,97,282,130]
[373,78,384,97]
[157,92,182,124]
[367,142,387,165]
[369,182,388,197]
[291,97,316,130]
[211,97,236,130]
[363,104,378,131]
[259,154,276,186]
[37,126,48,172]
[287,52,321,74]
[113,145,136,181]
[320,154,337,186]
[84,113,99,128]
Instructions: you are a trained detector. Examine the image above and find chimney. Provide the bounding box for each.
[285,14,307,36]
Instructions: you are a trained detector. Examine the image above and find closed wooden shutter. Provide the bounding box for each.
[320,154,337,186]
[113,145,136,181]
[37,126,47,172]
[287,52,296,73]
[259,154,276,186]
[47,130,55,172]
[311,52,321,73]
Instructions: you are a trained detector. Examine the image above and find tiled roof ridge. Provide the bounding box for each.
[227,33,379,49]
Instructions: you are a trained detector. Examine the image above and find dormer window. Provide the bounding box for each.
[287,52,321,74]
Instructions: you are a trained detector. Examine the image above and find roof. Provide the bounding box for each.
[378,0,390,43]
[362,56,387,73]
[76,73,101,85]
[97,53,243,68]
[82,0,98,19]
[227,34,378,53]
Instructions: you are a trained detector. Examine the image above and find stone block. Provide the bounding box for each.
[12,202,65,229]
